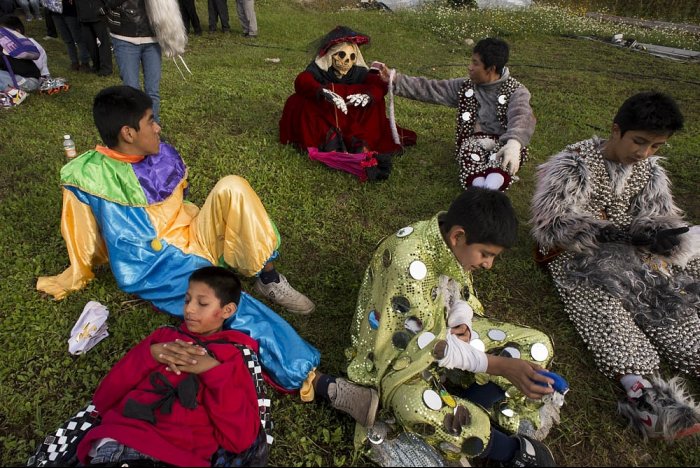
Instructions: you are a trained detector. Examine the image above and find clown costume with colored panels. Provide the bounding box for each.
[531,92,700,441]
[36,142,320,392]
[346,213,559,460]
[279,26,416,157]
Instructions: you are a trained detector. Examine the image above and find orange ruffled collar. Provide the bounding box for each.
[96,145,146,163]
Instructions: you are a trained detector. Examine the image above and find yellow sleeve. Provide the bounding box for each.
[36,189,109,299]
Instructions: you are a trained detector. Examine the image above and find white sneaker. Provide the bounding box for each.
[253,273,315,315]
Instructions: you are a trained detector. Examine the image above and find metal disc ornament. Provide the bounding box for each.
[498,94,507,105]
[465,89,474,98]
[461,111,471,122]
[391,296,411,314]
[503,346,521,359]
[417,332,436,349]
[530,342,549,362]
[422,389,443,411]
[487,329,507,341]
[396,226,414,238]
[409,260,428,280]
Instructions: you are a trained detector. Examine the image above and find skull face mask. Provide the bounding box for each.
[331,43,356,78]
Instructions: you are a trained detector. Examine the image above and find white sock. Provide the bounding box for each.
[620,374,652,399]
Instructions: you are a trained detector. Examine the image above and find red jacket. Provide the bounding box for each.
[77,324,261,467]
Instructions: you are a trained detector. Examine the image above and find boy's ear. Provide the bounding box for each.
[611,123,621,137]
[222,302,237,319]
[448,226,467,248]
[119,125,135,144]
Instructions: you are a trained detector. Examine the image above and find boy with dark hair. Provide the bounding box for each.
[37,85,377,432]
[373,37,535,190]
[531,91,700,441]
[39,85,314,318]
[346,187,562,466]
[72,266,265,466]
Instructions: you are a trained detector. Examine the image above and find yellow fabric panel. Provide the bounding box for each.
[145,179,200,254]
[188,176,280,277]
[299,368,317,402]
[36,189,109,299]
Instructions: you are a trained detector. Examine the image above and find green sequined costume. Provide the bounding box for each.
[346,214,554,457]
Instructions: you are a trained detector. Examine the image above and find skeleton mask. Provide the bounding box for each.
[331,43,356,77]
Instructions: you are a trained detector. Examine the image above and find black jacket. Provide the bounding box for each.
[75,0,107,22]
[105,0,154,38]
[0,55,40,79]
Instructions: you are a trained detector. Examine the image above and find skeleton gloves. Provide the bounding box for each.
[321,89,372,115]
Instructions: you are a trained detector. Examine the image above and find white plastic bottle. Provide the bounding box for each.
[63,134,77,160]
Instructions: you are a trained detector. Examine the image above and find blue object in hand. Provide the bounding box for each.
[534,370,569,395]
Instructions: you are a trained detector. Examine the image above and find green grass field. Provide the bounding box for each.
[1,0,699,466]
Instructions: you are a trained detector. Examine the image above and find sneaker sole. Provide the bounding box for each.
[286,302,315,315]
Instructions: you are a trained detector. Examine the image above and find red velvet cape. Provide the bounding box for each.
[279,70,416,154]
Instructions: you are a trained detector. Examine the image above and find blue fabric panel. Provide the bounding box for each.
[68,187,211,316]
[226,293,321,391]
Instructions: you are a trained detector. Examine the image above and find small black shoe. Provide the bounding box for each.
[506,435,555,467]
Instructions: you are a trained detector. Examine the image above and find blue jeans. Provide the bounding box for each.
[52,13,90,66]
[0,70,39,91]
[89,441,156,465]
[112,38,162,122]
[17,0,42,18]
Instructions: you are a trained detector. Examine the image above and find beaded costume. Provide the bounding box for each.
[346,214,555,458]
[531,137,700,379]
[392,67,535,191]
[454,77,529,190]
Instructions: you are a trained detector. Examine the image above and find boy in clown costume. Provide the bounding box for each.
[346,188,562,466]
[36,86,378,418]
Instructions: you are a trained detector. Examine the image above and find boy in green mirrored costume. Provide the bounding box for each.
[346,188,562,466]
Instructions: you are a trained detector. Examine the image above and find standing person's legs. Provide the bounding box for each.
[28,0,42,18]
[44,7,57,37]
[63,14,91,69]
[207,0,218,32]
[94,19,113,75]
[141,42,162,123]
[236,0,256,36]
[16,0,33,19]
[52,13,80,69]
[112,37,142,90]
[81,22,99,72]
[177,0,192,33]
[216,0,230,31]
[186,0,202,34]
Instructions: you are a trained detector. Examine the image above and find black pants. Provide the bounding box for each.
[44,6,58,36]
[81,19,112,74]
[178,0,202,34]
[207,0,230,31]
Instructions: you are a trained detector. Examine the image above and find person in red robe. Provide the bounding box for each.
[279,26,416,171]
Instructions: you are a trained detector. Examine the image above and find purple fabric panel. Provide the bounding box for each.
[132,143,187,204]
